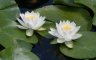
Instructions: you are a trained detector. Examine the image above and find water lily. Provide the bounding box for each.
[49,20,82,48]
[17,11,46,36]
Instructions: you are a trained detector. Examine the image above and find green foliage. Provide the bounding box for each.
[50,0,96,59]
[0,0,96,59]
[50,38,58,44]
[0,0,40,60]
[36,0,96,59]
[74,0,96,26]
[0,0,19,48]
[36,5,92,31]
[0,40,40,60]
[53,0,80,7]
[60,32,96,59]
[37,21,55,38]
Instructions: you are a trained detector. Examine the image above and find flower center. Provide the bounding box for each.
[63,24,72,31]
[25,15,34,20]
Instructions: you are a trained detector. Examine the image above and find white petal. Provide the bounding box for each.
[65,41,73,48]
[31,11,40,17]
[26,23,34,29]
[50,28,56,31]
[71,26,80,35]
[49,28,61,38]
[71,21,76,26]
[56,23,64,37]
[75,26,80,33]
[25,11,31,15]
[20,13,25,20]
[62,20,65,24]
[16,25,27,29]
[38,27,46,31]
[64,36,72,41]
[36,17,45,24]
[60,21,63,24]
[66,20,70,24]
[33,21,45,30]
[57,38,65,43]
[17,18,26,26]
[20,13,24,17]
[40,16,46,21]
[26,29,33,36]
[72,34,82,40]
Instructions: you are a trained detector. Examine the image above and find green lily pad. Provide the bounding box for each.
[0,41,40,60]
[74,0,96,26]
[37,21,55,38]
[60,31,96,59]
[0,23,38,48]
[50,38,58,44]
[0,0,17,10]
[0,0,19,48]
[36,5,92,32]
[0,0,38,48]
[53,0,81,7]
[0,0,39,60]
[15,40,33,51]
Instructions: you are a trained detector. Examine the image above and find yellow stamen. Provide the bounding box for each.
[63,24,72,31]
[25,15,34,20]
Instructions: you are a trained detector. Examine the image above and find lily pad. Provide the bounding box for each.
[50,38,58,44]
[0,40,40,60]
[36,5,92,32]
[37,21,55,38]
[0,0,38,48]
[0,22,38,48]
[0,0,16,10]
[53,0,81,7]
[74,0,96,26]
[60,32,96,59]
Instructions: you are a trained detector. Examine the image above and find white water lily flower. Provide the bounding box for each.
[17,11,46,36]
[49,20,82,48]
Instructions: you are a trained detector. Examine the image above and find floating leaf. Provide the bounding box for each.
[0,23,38,48]
[60,31,96,59]
[53,0,81,7]
[37,21,55,38]
[15,40,33,51]
[50,38,58,44]
[0,0,38,48]
[0,0,16,10]
[74,0,96,26]
[0,40,40,60]
[36,5,92,32]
